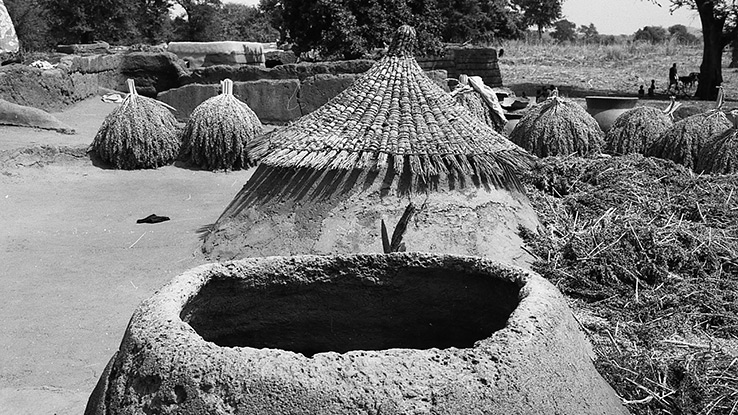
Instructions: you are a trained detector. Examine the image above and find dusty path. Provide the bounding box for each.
[0,97,253,414]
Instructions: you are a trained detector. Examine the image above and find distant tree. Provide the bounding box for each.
[134,0,173,44]
[279,0,449,60]
[438,0,523,44]
[171,0,222,41]
[4,0,51,50]
[217,4,278,42]
[550,19,577,42]
[578,23,599,43]
[634,25,668,43]
[259,0,286,43]
[516,0,562,40]
[649,0,738,99]
[40,0,137,44]
[668,23,698,43]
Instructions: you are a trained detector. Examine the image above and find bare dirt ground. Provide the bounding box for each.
[0,97,255,414]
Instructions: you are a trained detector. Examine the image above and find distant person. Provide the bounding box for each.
[638,85,645,98]
[535,89,543,102]
[668,63,678,93]
[548,85,556,97]
[648,80,656,97]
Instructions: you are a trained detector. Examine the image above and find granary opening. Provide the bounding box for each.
[180,265,520,357]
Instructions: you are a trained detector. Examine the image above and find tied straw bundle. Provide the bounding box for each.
[510,89,603,158]
[180,78,263,170]
[450,74,507,133]
[604,99,678,156]
[647,87,732,171]
[90,79,180,169]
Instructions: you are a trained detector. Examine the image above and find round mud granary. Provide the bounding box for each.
[85,253,628,415]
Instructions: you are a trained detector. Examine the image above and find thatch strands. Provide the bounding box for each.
[604,106,673,155]
[90,79,180,169]
[251,25,530,190]
[450,74,506,133]
[509,93,603,157]
[647,90,731,170]
[180,79,263,170]
[695,110,738,174]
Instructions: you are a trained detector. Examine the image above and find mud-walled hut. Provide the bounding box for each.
[203,26,539,266]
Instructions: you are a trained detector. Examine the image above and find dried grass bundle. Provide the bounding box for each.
[450,75,506,133]
[696,111,738,174]
[180,79,263,170]
[647,111,731,171]
[604,106,673,155]
[90,79,180,169]
[510,94,603,157]
[648,88,732,170]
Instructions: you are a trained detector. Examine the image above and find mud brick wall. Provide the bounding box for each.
[417,47,502,87]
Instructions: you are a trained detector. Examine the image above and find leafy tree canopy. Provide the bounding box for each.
[550,19,577,42]
[633,25,668,43]
[515,0,562,39]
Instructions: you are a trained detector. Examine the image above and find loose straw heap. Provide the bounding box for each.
[180,79,263,170]
[510,91,603,157]
[605,106,673,155]
[90,79,180,169]
[250,25,530,189]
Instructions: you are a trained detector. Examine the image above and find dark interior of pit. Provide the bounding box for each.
[180,266,520,356]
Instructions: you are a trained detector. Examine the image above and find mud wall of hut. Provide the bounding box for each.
[0,52,448,123]
[416,47,502,87]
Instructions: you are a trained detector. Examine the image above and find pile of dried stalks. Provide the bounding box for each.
[90,79,180,169]
[696,112,738,175]
[510,93,603,157]
[520,154,737,415]
[180,79,263,170]
[605,106,672,156]
[647,111,731,171]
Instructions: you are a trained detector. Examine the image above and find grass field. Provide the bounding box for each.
[499,41,737,111]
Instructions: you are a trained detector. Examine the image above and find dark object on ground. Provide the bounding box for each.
[648,79,655,97]
[0,98,75,134]
[84,253,629,415]
[136,214,170,224]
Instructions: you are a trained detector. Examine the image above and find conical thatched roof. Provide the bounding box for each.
[251,25,529,188]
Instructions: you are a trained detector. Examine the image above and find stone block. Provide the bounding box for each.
[157,79,302,124]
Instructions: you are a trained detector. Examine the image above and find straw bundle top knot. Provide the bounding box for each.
[388,25,416,57]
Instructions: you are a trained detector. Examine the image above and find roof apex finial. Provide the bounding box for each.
[388,25,416,57]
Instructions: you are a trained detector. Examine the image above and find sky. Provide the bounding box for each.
[224,0,700,36]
